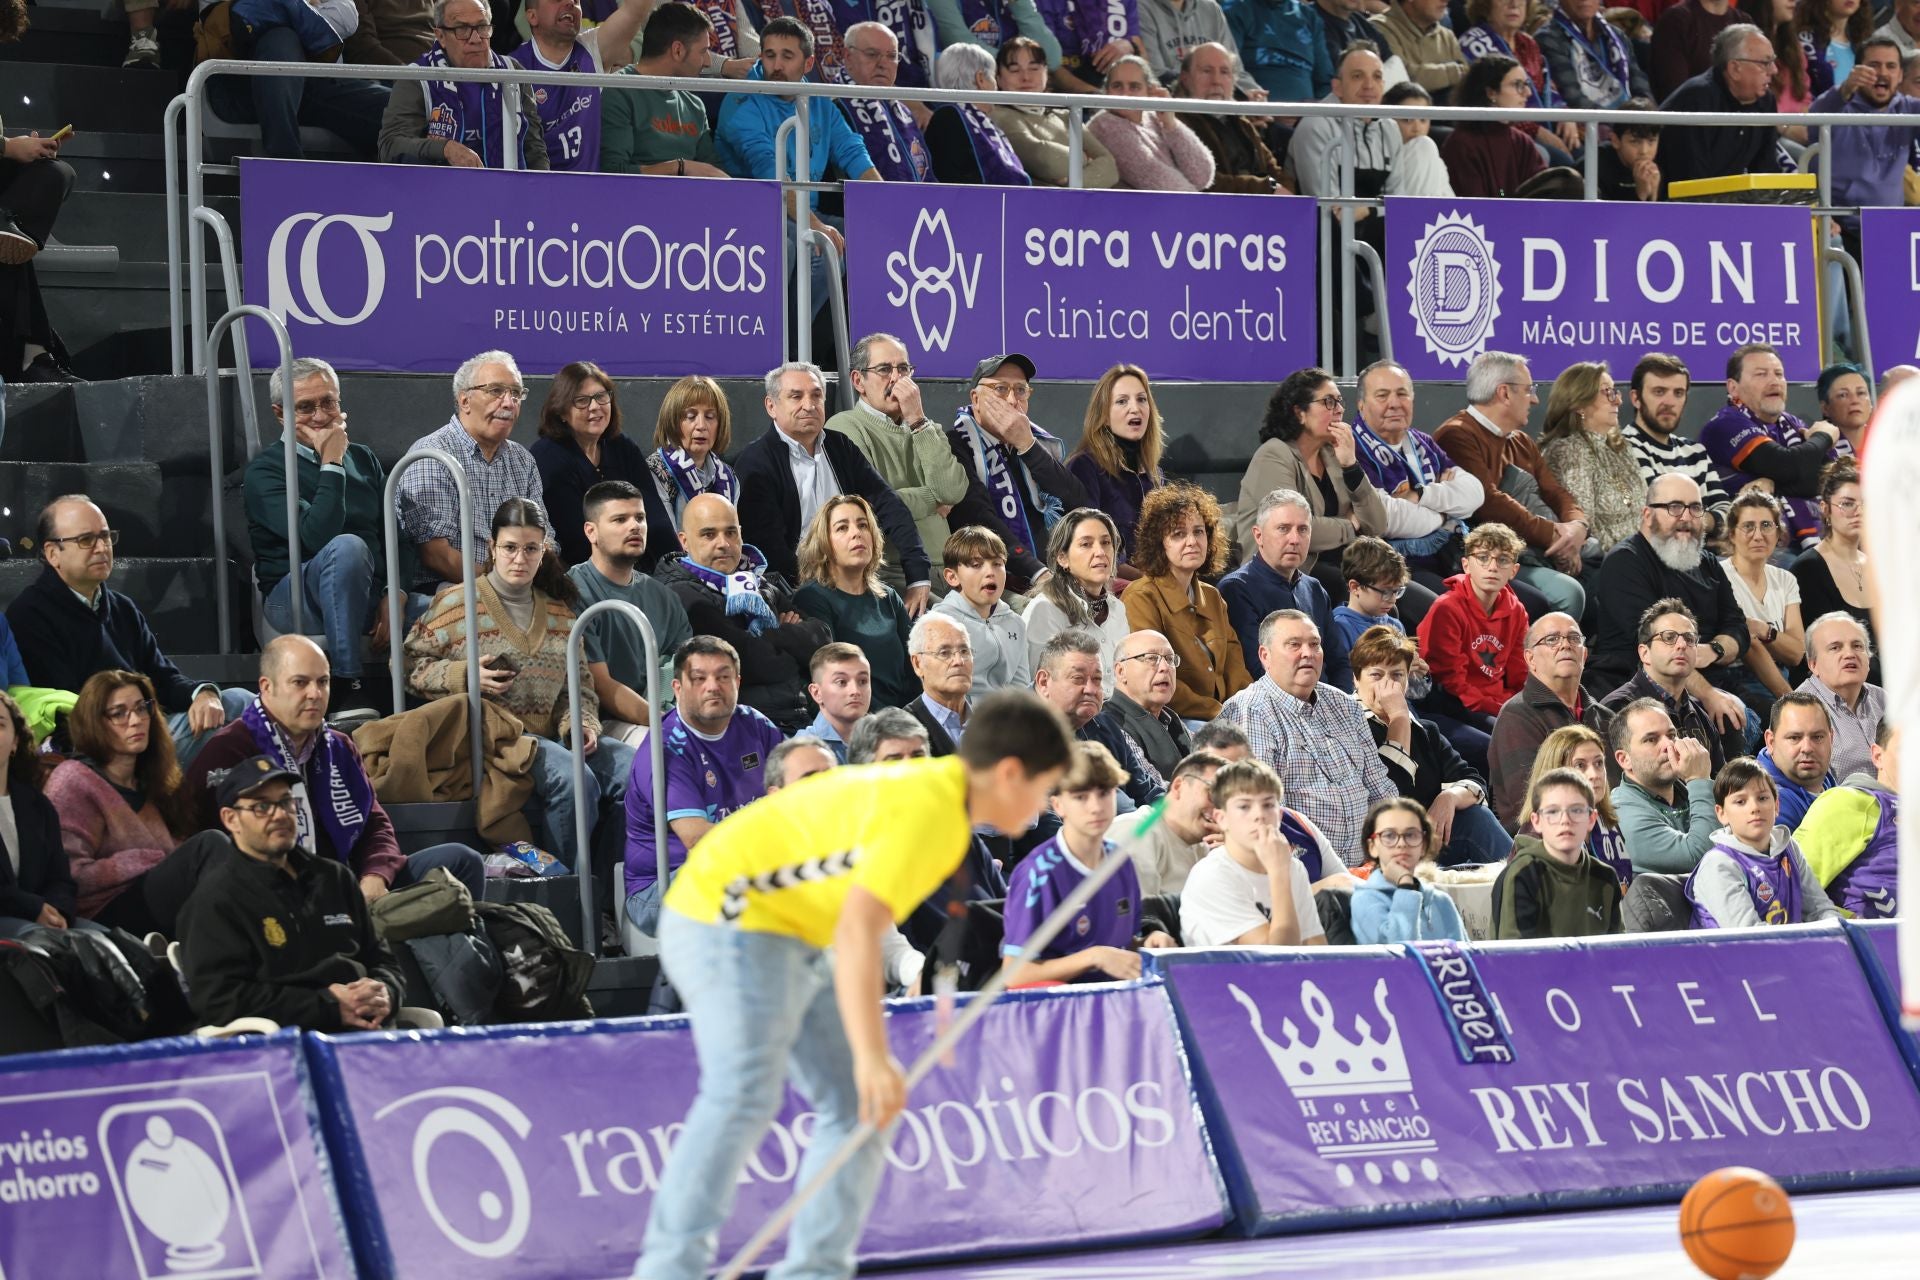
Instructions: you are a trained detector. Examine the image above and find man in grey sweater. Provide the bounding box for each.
[1609,698,1719,875]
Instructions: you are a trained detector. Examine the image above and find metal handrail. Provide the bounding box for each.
[564,600,666,955]
[1351,239,1393,364]
[204,306,294,654]
[1827,244,1874,375]
[382,448,485,800]
[165,94,186,376]
[194,207,249,378]
[806,228,851,406]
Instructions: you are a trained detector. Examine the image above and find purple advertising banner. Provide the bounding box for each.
[311,982,1224,1278]
[1158,925,1920,1231]
[843,183,1318,381]
[1386,197,1821,382]
[0,1031,353,1279]
[1851,920,1920,1071]
[1861,209,1920,380]
[238,159,783,376]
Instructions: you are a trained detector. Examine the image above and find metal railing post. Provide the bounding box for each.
[1828,244,1873,374]
[1067,106,1084,188]
[1337,117,1357,381]
[204,306,294,655]
[565,601,666,954]
[1352,241,1392,363]
[165,94,187,376]
[773,115,799,372]
[807,229,851,402]
[383,450,485,800]
[185,73,208,373]
[1318,201,1334,370]
[794,98,813,363]
[1582,121,1598,201]
[193,206,249,374]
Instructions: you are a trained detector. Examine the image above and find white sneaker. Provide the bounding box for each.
[123,28,160,69]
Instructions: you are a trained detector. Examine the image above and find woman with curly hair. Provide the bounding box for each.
[1797,0,1874,100]
[1124,483,1251,722]
[1234,368,1386,581]
[1065,363,1165,570]
[792,494,916,709]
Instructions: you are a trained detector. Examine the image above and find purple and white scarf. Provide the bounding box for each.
[240,696,372,865]
[679,544,779,634]
[954,404,1060,563]
[649,446,740,514]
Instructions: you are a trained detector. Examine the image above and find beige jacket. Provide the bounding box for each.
[991,106,1120,188]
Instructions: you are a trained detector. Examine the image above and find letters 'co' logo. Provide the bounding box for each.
[266,211,393,327]
[374,1086,533,1260]
[883,207,982,354]
[1407,212,1501,368]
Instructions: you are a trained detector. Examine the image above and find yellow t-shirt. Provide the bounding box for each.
[663,756,973,948]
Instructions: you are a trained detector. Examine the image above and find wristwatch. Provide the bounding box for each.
[1762,623,1779,645]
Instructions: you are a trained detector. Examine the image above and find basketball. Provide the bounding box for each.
[1679,1167,1796,1280]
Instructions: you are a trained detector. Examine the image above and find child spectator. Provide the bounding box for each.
[1416,522,1529,732]
[1686,756,1843,927]
[1180,759,1330,947]
[1523,724,1633,887]
[1351,797,1468,943]
[1492,766,1626,938]
[931,526,1030,698]
[1597,97,1663,200]
[1332,536,1413,659]
[1000,741,1175,982]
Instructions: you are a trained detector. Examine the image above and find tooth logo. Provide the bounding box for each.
[266,211,394,328]
[884,207,982,353]
[1407,211,1501,368]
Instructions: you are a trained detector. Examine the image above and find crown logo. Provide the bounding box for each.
[1230,978,1410,1098]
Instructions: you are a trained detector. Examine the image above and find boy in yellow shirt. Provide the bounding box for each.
[635,689,1076,1280]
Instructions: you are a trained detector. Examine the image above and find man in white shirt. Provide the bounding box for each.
[1180,759,1329,946]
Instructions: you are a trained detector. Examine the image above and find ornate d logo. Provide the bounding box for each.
[1407,211,1502,368]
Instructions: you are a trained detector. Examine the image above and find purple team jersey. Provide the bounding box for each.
[514,34,603,170]
[624,706,785,896]
[1001,836,1141,973]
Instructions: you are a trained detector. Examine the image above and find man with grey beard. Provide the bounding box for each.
[1589,474,1753,736]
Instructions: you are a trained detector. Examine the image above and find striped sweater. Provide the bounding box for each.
[1619,421,1731,532]
[405,575,599,741]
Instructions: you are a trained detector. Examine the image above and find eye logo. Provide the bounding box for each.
[374,1087,533,1260]
[882,206,982,353]
[266,211,393,328]
[1407,211,1501,369]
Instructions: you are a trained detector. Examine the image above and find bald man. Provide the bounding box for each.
[184,635,485,900]
[654,493,831,732]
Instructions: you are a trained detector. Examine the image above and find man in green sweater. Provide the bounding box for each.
[600,2,733,176]
[825,332,970,596]
[246,357,394,717]
[1609,697,1720,875]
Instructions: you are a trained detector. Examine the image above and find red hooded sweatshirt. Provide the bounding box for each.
[1416,572,1530,716]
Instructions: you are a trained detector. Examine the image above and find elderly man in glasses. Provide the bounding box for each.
[1589,474,1755,745]
[1487,612,1616,828]
[7,495,253,764]
[378,0,551,168]
[395,348,553,589]
[1091,629,1193,783]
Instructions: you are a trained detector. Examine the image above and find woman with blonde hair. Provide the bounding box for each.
[792,495,915,708]
[1519,723,1632,887]
[1540,360,1645,551]
[647,374,739,539]
[1066,363,1165,569]
[1124,483,1251,722]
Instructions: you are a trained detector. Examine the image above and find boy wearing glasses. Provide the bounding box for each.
[1491,767,1624,939]
[1416,523,1528,734]
[176,755,402,1032]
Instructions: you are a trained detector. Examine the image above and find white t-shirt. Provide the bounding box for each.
[1720,556,1801,630]
[0,795,15,876]
[1179,847,1323,947]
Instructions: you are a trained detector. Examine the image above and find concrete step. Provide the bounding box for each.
[52,130,168,195]
[0,61,183,134]
[0,459,219,557]
[0,8,197,70]
[0,554,246,655]
[53,191,240,266]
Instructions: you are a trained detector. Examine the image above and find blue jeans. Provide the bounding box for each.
[625,876,668,936]
[634,911,890,1280]
[206,25,388,159]
[1438,802,1513,866]
[1513,563,1585,620]
[168,687,257,769]
[399,843,487,896]
[263,533,381,677]
[523,734,634,866]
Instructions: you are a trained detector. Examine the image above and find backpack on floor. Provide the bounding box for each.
[476,900,594,1022]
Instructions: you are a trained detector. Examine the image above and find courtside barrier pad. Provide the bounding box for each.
[0,1029,356,1278]
[1846,920,1920,1081]
[1152,923,1920,1235]
[305,980,1228,1280]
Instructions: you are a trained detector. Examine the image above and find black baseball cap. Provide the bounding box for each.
[213,755,302,810]
[967,353,1037,391]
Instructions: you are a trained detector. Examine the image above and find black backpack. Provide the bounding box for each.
[475,901,594,1022]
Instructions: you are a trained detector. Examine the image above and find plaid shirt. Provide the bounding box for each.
[395,418,549,578]
[1221,676,1394,867]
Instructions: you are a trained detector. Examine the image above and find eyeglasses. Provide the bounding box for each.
[921,645,974,663]
[862,362,915,379]
[979,380,1032,402]
[1360,582,1408,601]
[1649,501,1706,519]
[1117,651,1182,669]
[230,796,299,817]
[1535,805,1593,824]
[494,541,545,561]
[1827,497,1862,514]
[47,529,120,551]
[293,396,340,419]
[1466,552,1518,569]
[1735,520,1779,536]
[1370,830,1424,848]
[1648,629,1698,647]
[103,698,155,724]
[1596,386,1622,404]
[1732,55,1779,68]
[439,21,493,39]
[570,391,612,410]
[1310,395,1346,413]
[1504,380,1537,397]
[471,382,527,402]
[1530,630,1586,651]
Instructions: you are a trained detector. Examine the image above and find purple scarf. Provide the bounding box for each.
[954,404,1060,562]
[1589,824,1632,889]
[958,0,1012,46]
[1548,9,1633,108]
[754,0,850,82]
[240,696,372,866]
[955,104,1032,186]
[1407,939,1517,1065]
[691,0,749,55]
[649,445,740,515]
[1687,836,1803,928]
[1032,0,1138,63]
[1352,412,1454,496]
[842,96,933,182]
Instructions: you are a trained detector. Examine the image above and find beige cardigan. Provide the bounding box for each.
[990,105,1120,188]
[1233,438,1390,569]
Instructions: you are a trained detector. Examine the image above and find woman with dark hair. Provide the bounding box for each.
[0,689,80,939]
[406,497,633,864]
[1790,459,1880,683]
[1442,55,1551,197]
[1065,364,1165,568]
[1233,368,1387,585]
[992,36,1119,187]
[1796,0,1873,99]
[792,495,916,708]
[1124,483,1251,722]
[1350,797,1469,942]
[531,361,664,569]
[1021,508,1132,683]
[1460,0,1582,161]
[44,670,193,933]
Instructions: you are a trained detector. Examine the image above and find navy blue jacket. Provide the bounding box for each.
[1218,553,1348,690]
[6,566,201,712]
